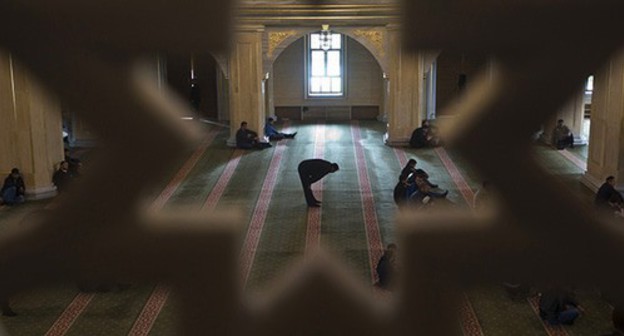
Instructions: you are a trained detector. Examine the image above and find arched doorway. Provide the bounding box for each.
[270,33,385,121]
[165,53,225,121]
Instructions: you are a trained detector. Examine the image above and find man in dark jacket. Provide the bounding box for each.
[539,287,583,325]
[1,168,26,205]
[53,161,73,193]
[298,159,339,207]
[595,176,624,213]
[409,119,441,148]
[376,243,397,290]
[236,121,271,149]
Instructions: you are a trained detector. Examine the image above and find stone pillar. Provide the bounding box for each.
[384,25,438,145]
[582,49,624,191]
[226,25,265,147]
[425,61,437,119]
[0,52,64,199]
[266,69,275,119]
[377,74,389,122]
[217,70,229,122]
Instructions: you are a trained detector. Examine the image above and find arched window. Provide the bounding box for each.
[307,31,344,97]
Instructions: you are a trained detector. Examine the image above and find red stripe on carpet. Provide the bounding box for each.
[127,285,170,336]
[435,148,569,336]
[201,150,244,210]
[240,123,290,286]
[431,148,486,336]
[305,122,325,255]
[44,293,94,336]
[558,149,587,171]
[150,129,220,212]
[44,129,219,336]
[527,296,570,336]
[435,147,474,206]
[460,294,485,336]
[130,132,247,335]
[350,121,384,284]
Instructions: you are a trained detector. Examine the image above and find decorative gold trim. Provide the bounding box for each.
[268,31,296,58]
[236,4,399,19]
[353,29,385,57]
[238,4,397,11]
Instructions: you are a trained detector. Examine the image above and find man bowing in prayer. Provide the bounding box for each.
[298,159,339,207]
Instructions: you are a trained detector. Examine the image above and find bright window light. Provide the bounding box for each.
[308,32,344,97]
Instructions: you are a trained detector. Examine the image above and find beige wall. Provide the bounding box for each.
[273,37,383,108]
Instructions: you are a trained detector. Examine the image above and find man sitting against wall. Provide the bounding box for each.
[236,121,271,149]
[552,119,574,150]
[1,168,26,206]
[264,117,297,141]
[409,119,441,148]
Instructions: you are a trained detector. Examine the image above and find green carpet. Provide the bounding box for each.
[0,121,615,335]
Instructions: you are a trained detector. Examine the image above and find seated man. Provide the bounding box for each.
[264,117,296,141]
[1,168,25,205]
[539,287,583,325]
[64,148,82,177]
[236,121,271,149]
[375,243,397,290]
[393,176,411,207]
[404,161,439,189]
[595,176,624,214]
[53,161,73,193]
[552,119,574,150]
[409,119,441,148]
[399,159,417,182]
[408,174,448,207]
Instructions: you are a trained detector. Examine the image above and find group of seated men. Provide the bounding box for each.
[236,117,297,150]
[393,158,448,208]
[0,150,81,205]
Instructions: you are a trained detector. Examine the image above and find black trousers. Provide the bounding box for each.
[556,134,574,149]
[298,168,318,205]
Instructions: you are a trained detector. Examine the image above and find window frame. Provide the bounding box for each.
[305,32,346,99]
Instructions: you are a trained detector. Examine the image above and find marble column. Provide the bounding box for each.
[226,25,266,147]
[582,49,624,191]
[0,52,64,199]
[384,25,438,146]
[377,74,389,123]
[266,68,275,119]
[217,70,230,122]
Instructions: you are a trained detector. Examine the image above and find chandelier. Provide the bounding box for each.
[320,24,331,51]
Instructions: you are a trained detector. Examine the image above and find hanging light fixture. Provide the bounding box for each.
[320,24,331,51]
